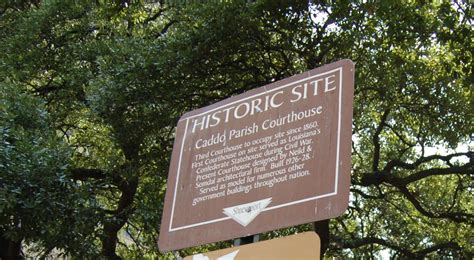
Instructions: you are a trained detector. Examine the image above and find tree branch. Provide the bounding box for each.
[351,188,385,200]
[332,236,464,259]
[332,236,416,258]
[71,168,106,180]
[358,155,473,223]
[416,242,462,257]
[155,20,176,38]
[70,168,124,187]
[399,161,473,185]
[397,185,472,223]
[382,151,472,174]
[144,9,165,24]
[372,109,390,173]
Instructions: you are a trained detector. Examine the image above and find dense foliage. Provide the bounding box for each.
[0,0,472,259]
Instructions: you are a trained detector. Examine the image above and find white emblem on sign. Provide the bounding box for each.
[223,198,272,226]
[217,250,239,260]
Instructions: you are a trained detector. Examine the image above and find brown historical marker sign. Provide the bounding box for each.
[159,59,355,251]
[184,232,320,260]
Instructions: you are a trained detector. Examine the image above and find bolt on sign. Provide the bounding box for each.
[184,232,320,260]
[158,59,355,252]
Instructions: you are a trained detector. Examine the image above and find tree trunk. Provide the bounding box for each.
[0,234,22,260]
[101,177,139,259]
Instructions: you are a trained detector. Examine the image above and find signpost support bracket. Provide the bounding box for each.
[313,220,329,259]
[233,234,260,246]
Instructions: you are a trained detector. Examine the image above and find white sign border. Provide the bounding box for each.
[169,66,344,232]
